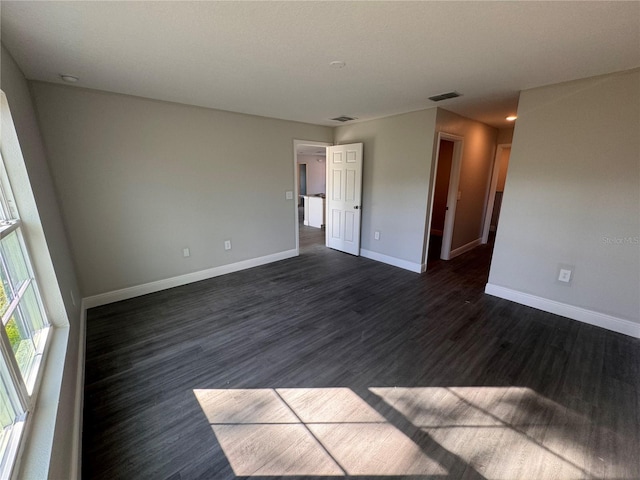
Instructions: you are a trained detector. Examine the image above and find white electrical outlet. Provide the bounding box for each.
[374,231,380,240]
[224,240,232,251]
[285,191,293,200]
[558,269,572,283]
[183,247,190,258]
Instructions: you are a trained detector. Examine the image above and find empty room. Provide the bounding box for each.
[0,2,638,479]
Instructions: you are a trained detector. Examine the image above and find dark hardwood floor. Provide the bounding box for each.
[83,225,639,479]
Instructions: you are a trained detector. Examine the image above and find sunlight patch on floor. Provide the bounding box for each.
[210,423,343,476]
[371,386,627,480]
[194,386,633,478]
[194,387,446,477]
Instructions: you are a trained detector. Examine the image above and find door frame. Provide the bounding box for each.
[481,143,511,244]
[293,139,331,255]
[423,132,464,270]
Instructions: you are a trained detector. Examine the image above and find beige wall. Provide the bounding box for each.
[30,82,333,297]
[488,69,640,324]
[435,109,497,251]
[496,147,511,192]
[297,154,326,195]
[334,109,438,267]
[497,127,514,144]
[1,45,81,480]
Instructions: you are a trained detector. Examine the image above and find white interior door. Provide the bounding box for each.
[326,143,363,255]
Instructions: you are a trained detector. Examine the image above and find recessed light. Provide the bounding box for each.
[329,61,346,69]
[506,115,517,121]
[60,74,79,83]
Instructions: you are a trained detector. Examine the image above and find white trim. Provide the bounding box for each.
[69,304,86,480]
[449,238,482,259]
[83,249,298,308]
[360,249,422,273]
[485,283,640,339]
[482,143,511,244]
[293,139,331,255]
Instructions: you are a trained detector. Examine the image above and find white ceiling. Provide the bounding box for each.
[2,1,639,128]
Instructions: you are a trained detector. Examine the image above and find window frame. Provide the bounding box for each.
[0,358,26,479]
[0,85,77,480]
[0,148,52,479]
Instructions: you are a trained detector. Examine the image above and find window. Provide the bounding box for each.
[0,153,49,479]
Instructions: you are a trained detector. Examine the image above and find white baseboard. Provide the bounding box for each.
[83,249,298,309]
[70,304,86,480]
[360,249,422,273]
[449,238,482,259]
[485,283,640,339]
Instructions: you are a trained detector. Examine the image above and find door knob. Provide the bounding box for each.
[354,206,360,209]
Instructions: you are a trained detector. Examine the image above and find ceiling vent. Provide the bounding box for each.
[428,91,461,102]
[331,116,357,122]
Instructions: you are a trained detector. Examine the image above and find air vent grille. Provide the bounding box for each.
[331,116,357,122]
[428,91,461,102]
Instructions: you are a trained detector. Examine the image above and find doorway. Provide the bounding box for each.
[482,144,511,243]
[293,140,331,254]
[425,133,464,269]
[428,139,454,263]
[299,164,307,197]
